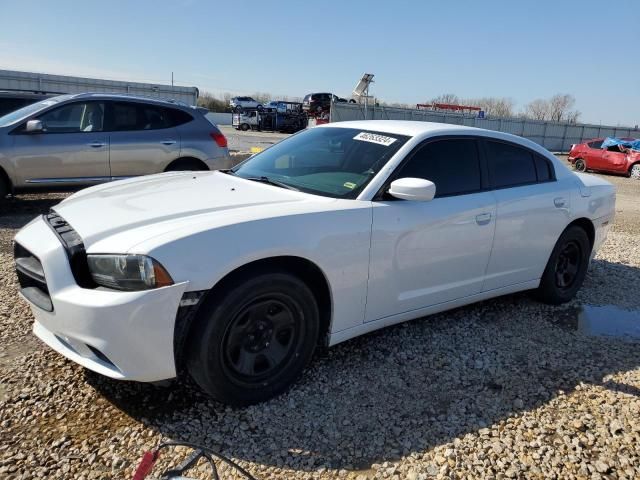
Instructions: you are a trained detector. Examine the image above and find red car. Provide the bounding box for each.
[569,138,640,178]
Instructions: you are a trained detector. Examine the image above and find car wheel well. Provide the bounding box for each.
[177,256,332,371]
[164,157,208,172]
[0,166,11,196]
[629,161,640,172]
[566,218,595,248]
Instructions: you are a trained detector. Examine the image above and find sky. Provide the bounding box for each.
[1,0,638,126]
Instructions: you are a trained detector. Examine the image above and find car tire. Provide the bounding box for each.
[186,271,319,406]
[240,123,250,131]
[629,163,640,180]
[574,158,587,172]
[535,225,591,305]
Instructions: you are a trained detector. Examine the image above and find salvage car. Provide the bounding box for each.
[14,121,615,405]
[568,137,640,178]
[0,93,231,197]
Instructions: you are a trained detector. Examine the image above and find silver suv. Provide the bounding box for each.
[0,93,231,196]
[229,96,263,113]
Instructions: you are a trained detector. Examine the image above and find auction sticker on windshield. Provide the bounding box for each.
[353,132,397,146]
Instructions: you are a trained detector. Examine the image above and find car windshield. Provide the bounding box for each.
[0,95,71,127]
[232,127,410,198]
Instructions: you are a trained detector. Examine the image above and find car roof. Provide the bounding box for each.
[319,120,559,157]
[58,92,192,108]
[320,120,479,136]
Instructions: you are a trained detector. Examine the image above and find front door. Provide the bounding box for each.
[11,101,109,188]
[365,138,496,321]
[106,101,180,179]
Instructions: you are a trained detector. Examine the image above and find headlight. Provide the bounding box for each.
[87,254,173,291]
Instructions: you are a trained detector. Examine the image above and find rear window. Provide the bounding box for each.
[166,108,193,127]
[588,140,603,149]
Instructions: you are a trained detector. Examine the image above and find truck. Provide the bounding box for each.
[232,101,307,133]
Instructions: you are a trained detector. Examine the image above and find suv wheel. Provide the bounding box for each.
[187,271,319,405]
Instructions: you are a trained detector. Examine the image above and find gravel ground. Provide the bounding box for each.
[1,166,639,479]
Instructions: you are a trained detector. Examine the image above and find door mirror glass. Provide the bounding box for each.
[25,119,44,133]
[389,178,436,201]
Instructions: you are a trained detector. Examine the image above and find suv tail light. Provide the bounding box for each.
[210,131,227,148]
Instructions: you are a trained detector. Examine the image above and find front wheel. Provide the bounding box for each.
[574,158,586,172]
[187,272,319,405]
[629,163,640,179]
[535,226,591,305]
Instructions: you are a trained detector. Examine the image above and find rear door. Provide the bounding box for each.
[482,140,571,291]
[10,100,109,187]
[105,101,180,179]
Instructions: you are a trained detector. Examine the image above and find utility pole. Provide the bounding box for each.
[171,72,174,88]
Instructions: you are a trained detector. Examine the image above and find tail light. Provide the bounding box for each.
[210,131,227,148]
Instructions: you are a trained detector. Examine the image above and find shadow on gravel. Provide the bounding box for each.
[88,259,640,472]
[0,194,66,225]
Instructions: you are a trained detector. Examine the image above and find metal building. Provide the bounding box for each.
[0,69,199,105]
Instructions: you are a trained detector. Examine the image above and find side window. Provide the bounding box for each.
[397,139,482,197]
[139,105,170,130]
[534,155,553,182]
[588,140,603,149]
[37,102,104,133]
[486,140,537,188]
[166,108,193,127]
[111,102,139,131]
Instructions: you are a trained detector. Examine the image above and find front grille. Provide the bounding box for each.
[44,211,95,288]
[15,243,53,311]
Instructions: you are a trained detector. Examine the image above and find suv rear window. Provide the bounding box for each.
[166,108,193,127]
[109,102,173,131]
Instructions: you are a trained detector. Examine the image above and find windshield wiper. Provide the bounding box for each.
[244,176,300,191]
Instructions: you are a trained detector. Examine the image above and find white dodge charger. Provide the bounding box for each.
[14,121,615,405]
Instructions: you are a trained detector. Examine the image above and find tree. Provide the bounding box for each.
[524,98,550,120]
[429,93,460,105]
[471,97,515,117]
[548,94,577,122]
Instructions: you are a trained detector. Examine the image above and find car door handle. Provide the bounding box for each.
[161,140,177,145]
[88,142,106,148]
[475,213,492,225]
[554,197,567,208]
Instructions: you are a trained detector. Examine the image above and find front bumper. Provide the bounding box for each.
[14,216,188,382]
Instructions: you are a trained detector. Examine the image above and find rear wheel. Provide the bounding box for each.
[187,271,319,405]
[535,226,591,305]
[574,158,586,172]
[240,123,250,131]
[629,163,640,179]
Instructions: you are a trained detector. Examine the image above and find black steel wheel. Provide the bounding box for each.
[554,241,581,290]
[187,271,319,405]
[535,225,591,304]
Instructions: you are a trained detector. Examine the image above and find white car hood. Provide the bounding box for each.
[53,171,328,252]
